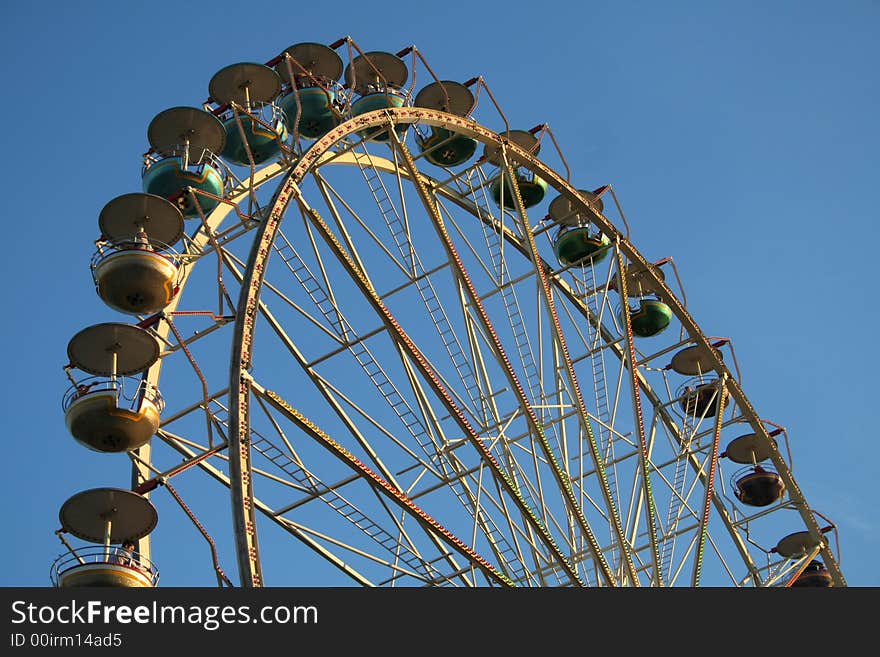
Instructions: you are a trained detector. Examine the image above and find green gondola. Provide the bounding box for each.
[142,157,224,218]
[280,86,340,140]
[490,171,548,209]
[350,92,406,142]
[621,299,672,337]
[419,127,477,167]
[555,227,610,266]
[221,113,287,165]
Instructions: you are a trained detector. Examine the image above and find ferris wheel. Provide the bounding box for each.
[51,38,845,588]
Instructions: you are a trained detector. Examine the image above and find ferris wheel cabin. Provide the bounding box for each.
[774,531,834,587]
[723,433,786,507]
[733,465,786,506]
[346,51,409,142]
[52,488,159,588]
[142,107,227,218]
[92,193,185,315]
[791,560,833,587]
[609,262,674,336]
[621,298,673,338]
[209,62,287,166]
[678,379,731,417]
[487,130,548,209]
[63,323,163,453]
[277,42,345,140]
[549,191,611,267]
[414,80,478,167]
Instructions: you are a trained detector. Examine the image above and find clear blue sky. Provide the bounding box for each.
[1,1,877,586]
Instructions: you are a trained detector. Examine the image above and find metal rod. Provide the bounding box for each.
[103,519,112,561]
[55,531,86,565]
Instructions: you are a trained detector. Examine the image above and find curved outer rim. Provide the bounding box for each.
[151,106,843,586]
